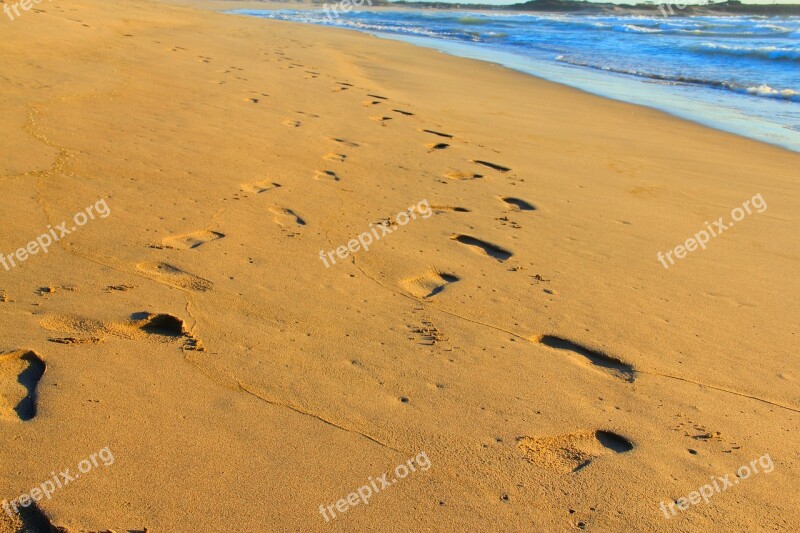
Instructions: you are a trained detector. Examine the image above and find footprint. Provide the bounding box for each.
[537,336,635,382]
[430,205,471,213]
[134,313,203,350]
[161,230,225,250]
[315,170,340,181]
[451,235,512,261]
[283,119,301,128]
[135,312,186,337]
[446,171,483,180]
[371,116,393,123]
[517,430,633,473]
[392,109,414,116]
[401,269,460,299]
[42,313,203,350]
[0,350,45,422]
[422,129,453,139]
[500,197,536,211]
[269,207,306,227]
[330,138,360,148]
[473,160,511,173]
[241,180,281,194]
[324,153,347,162]
[367,94,388,100]
[136,262,213,292]
[427,143,450,152]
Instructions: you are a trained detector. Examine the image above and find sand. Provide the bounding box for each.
[0,0,798,531]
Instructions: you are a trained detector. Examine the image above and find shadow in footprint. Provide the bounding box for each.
[18,501,58,532]
[501,197,536,211]
[16,352,45,421]
[595,430,634,453]
[473,160,511,172]
[538,336,635,382]
[422,129,453,138]
[451,234,513,261]
[1,350,46,422]
[315,170,340,181]
[427,143,449,152]
[137,313,185,337]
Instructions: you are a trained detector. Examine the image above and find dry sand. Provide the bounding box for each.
[0,0,798,531]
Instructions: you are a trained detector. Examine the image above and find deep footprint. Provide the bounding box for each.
[133,312,204,351]
[451,234,513,261]
[500,197,536,211]
[0,350,46,422]
[538,336,635,382]
[427,143,450,151]
[422,129,453,138]
[473,160,511,172]
[517,430,634,473]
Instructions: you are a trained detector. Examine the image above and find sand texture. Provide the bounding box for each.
[0,1,798,531]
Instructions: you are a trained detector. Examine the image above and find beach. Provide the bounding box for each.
[0,0,798,530]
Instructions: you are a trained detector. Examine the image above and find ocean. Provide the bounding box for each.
[231,8,800,152]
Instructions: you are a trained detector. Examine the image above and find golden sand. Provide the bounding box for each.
[1,0,798,530]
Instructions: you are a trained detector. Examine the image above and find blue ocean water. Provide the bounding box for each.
[231,9,800,152]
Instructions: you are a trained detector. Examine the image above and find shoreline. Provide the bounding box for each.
[1,0,798,530]
[228,4,800,153]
